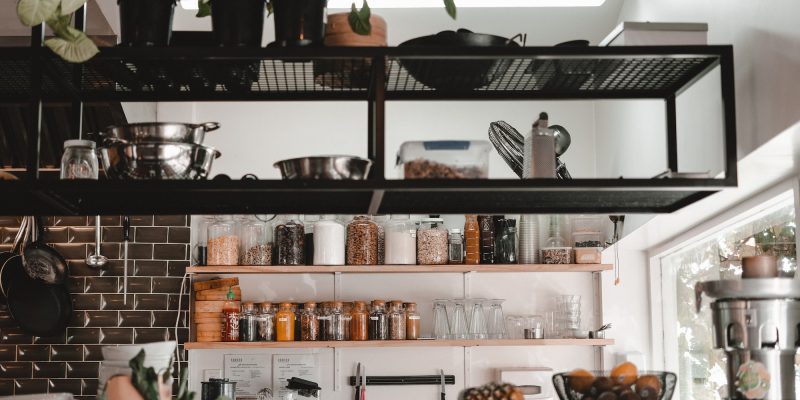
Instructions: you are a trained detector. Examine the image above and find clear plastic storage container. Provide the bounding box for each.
[239,216,272,265]
[397,140,491,179]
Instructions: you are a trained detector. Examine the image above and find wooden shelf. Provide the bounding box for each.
[187,264,612,274]
[184,338,614,350]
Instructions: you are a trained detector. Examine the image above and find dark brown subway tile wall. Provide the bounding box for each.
[0,216,190,399]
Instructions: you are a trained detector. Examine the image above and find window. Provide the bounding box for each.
[658,197,796,399]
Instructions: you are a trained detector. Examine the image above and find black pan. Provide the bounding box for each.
[0,216,31,301]
[7,271,72,336]
[23,216,68,284]
[398,29,521,91]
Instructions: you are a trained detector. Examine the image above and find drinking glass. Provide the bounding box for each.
[449,299,469,339]
[505,316,523,339]
[468,299,487,340]
[486,299,506,339]
[433,300,450,340]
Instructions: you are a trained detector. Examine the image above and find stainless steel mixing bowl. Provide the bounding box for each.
[102,122,220,144]
[100,142,221,180]
[273,156,372,180]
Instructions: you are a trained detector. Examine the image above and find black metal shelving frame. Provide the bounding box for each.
[0,13,737,215]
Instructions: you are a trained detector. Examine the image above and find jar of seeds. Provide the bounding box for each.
[239,216,272,265]
[274,215,305,265]
[208,216,239,265]
[346,216,379,265]
[417,215,448,265]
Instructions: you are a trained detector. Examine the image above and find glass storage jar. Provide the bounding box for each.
[448,228,464,264]
[208,216,239,265]
[318,302,332,341]
[405,302,420,340]
[275,302,295,342]
[60,139,99,180]
[368,300,389,340]
[374,215,388,265]
[300,302,319,341]
[304,215,319,264]
[193,216,213,266]
[257,302,275,341]
[330,301,347,341]
[239,216,272,266]
[274,215,305,265]
[350,301,368,341]
[464,214,480,265]
[388,300,406,340]
[384,215,417,265]
[346,216,379,265]
[239,302,258,342]
[478,215,495,264]
[495,219,517,264]
[313,215,345,265]
[343,302,353,341]
[417,216,448,265]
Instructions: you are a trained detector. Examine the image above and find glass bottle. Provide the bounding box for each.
[318,302,332,341]
[342,302,353,341]
[478,215,495,264]
[350,301,368,341]
[293,303,303,342]
[523,112,556,178]
[330,301,347,341]
[303,215,319,265]
[405,302,420,340]
[384,215,417,265]
[275,302,295,342]
[347,216,379,265]
[542,215,571,264]
[495,219,517,264]
[222,287,240,342]
[313,215,345,265]
[60,139,99,180]
[274,215,305,265]
[300,301,319,341]
[417,215,448,265]
[239,302,258,342]
[373,215,389,265]
[240,216,272,265]
[193,216,213,266]
[368,300,389,340]
[208,216,239,266]
[388,300,406,340]
[448,228,465,264]
[464,214,480,265]
[257,302,275,341]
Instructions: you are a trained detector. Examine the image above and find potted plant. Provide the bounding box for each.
[16,0,99,62]
[196,0,268,47]
[345,0,456,36]
[118,0,179,47]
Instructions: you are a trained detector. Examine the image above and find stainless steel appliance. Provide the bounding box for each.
[696,278,800,399]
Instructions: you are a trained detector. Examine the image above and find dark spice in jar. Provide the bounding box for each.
[275,221,305,265]
[368,300,389,340]
[318,302,332,341]
[300,302,319,341]
[239,302,258,342]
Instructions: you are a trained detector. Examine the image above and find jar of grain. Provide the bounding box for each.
[350,301,368,341]
[208,216,239,265]
[239,216,272,266]
[388,300,406,340]
[274,215,305,265]
[385,215,417,265]
[417,216,448,265]
[405,302,420,340]
[373,215,389,265]
[300,302,319,341]
[346,216,379,265]
[313,215,345,265]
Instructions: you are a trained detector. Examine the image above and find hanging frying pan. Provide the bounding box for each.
[7,271,72,336]
[23,216,68,284]
[1,217,32,300]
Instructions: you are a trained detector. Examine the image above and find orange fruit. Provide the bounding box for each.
[611,362,638,387]
[567,369,595,394]
[635,375,662,400]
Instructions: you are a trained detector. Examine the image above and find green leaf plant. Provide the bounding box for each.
[17,0,99,62]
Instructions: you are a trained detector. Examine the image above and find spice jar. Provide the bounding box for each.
[239,302,258,342]
[350,301,368,341]
[313,215,345,265]
[542,215,571,264]
[495,219,517,264]
[330,301,347,341]
[300,302,319,341]
[318,302,332,341]
[417,216,448,265]
[239,216,272,266]
[274,215,305,265]
[374,215,388,265]
[347,216,379,265]
[478,215,495,264]
[385,215,417,265]
[208,216,239,265]
[388,300,406,340]
[405,302,420,340]
[193,216,213,266]
[60,139,99,180]
[275,302,295,341]
[369,300,389,340]
[464,215,480,265]
[257,302,275,341]
[448,228,465,264]
[222,287,240,342]
[304,215,319,265]
[343,302,353,341]
[293,303,303,341]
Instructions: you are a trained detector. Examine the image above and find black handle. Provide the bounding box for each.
[441,393,446,400]
[122,216,131,241]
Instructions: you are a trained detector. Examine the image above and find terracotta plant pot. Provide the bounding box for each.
[324,12,388,47]
[315,13,388,89]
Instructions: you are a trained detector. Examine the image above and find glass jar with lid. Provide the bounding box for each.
[303,215,319,264]
[384,215,417,265]
[318,302,332,341]
[542,215,570,264]
[239,302,258,342]
[464,215,480,265]
[346,216,379,265]
[257,302,275,341]
[405,302,420,340]
[313,215,345,265]
[274,215,305,265]
[417,215,448,265]
[239,216,272,266]
[330,301,347,341]
[60,139,99,180]
[373,215,389,265]
[388,300,406,340]
[495,219,517,264]
[208,216,239,265]
[300,302,319,341]
[350,301,368,341]
[448,228,464,264]
[275,302,295,342]
[368,300,389,340]
[193,216,214,266]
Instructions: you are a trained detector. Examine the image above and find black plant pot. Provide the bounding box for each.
[210,0,267,47]
[118,0,177,46]
[272,0,326,47]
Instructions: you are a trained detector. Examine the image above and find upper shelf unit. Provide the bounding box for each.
[187,264,613,274]
[2,45,727,102]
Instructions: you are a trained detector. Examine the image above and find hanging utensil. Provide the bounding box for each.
[23,216,68,284]
[1,217,31,301]
[123,216,131,304]
[7,269,72,336]
[354,363,362,400]
[86,216,108,268]
[440,369,446,400]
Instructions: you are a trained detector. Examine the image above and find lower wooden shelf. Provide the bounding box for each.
[184,338,614,349]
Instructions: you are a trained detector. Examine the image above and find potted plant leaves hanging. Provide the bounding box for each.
[16,0,99,62]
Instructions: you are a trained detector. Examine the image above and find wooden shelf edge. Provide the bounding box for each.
[184,339,614,349]
[187,264,612,274]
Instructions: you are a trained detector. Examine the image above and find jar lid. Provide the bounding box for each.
[303,301,317,308]
[449,228,461,234]
[63,139,96,149]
